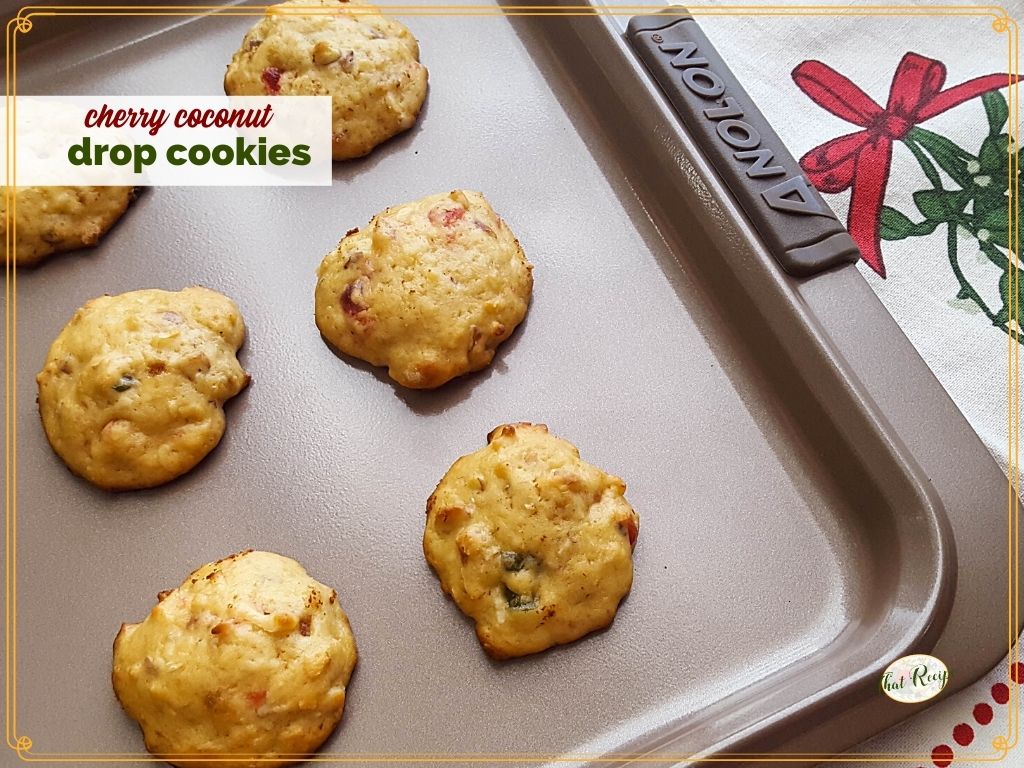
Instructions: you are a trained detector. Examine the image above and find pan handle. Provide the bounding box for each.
[626,10,860,278]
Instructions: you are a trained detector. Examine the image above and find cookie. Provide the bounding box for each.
[224,0,428,160]
[37,287,249,491]
[315,190,533,389]
[423,423,639,659]
[3,186,135,266]
[113,550,358,768]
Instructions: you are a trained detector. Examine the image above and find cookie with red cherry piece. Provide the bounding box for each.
[224,0,428,160]
[423,423,639,659]
[314,190,533,389]
[112,550,358,768]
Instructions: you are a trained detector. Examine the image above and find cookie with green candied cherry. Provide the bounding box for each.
[423,423,639,659]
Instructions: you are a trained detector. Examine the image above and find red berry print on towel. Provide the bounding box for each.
[951,723,974,746]
[931,744,954,767]
[926,664,1020,765]
[973,702,993,725]
[992,682,1009,704]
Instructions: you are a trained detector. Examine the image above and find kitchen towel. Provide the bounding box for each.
[696,3,1020,765]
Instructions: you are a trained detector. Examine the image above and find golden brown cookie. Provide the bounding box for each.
[37,287,249,490]
[224,0,428,160]
[423,423,639,659]
[315,190,533,389]
[113,550,358,768]
[3,186,135,266]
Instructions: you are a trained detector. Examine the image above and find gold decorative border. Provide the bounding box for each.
[4,2,1019,763]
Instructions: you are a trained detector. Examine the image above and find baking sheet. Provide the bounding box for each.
[3,1,982,764]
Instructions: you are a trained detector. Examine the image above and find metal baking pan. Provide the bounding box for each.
[4,1,1016,765]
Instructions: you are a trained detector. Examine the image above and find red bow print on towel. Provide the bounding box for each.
[793,53,1016,276]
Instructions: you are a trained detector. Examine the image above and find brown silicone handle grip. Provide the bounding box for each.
[626,10,861,277]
